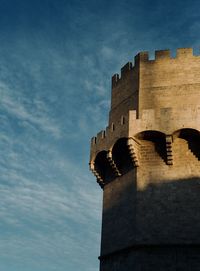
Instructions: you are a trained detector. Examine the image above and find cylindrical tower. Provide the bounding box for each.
[90,48,200,271]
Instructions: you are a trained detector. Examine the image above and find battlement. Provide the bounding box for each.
[112,48,199,87]
[92,105,200,146]
[109,47,200,124]
[90,112,131,161]
[90,105,200,186]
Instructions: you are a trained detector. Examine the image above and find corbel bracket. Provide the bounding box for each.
[166,135,173,165]
[107,150,122,177]
[127,138,140,167]
[89,162,104,188]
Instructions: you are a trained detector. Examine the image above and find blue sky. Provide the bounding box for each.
[0,0,200,270]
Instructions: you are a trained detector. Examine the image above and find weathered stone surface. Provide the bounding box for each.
[89,48,200,270]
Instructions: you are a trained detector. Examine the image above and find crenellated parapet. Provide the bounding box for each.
[109,47,200,124]
[90,106,200,187]
[91,106,200,158]
[111,48,199,88]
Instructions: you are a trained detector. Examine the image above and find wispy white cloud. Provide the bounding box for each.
[0,128,101,269]
[0,56,102,268]
[0,82,62,138]
[0,173,101,226]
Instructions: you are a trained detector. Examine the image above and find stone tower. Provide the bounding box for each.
[89,48,200,270]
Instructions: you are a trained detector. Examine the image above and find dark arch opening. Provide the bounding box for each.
[112,138,133,174]
[94,151,116,183]
[173,128,200,160]
[135,130,166,162]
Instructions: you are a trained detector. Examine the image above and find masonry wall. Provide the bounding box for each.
[138,49,200,116]
[109,49,200,123]
[100,137,200,254]
[100,136,200,270]
[109,63,139,124]
[90,48,200,271]
[100,246,200,271]
[101,170,137,256]
[136,136,200,244]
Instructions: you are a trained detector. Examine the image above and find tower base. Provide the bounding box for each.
[100,245,200,271]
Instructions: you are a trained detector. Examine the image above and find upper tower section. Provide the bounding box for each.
[110,60,139,124]
[90,48,200,187]
[109,48,200,124]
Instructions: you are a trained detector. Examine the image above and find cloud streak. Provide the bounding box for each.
[1,82,62,138]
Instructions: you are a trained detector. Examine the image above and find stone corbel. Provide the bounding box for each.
[107,150,121,177]
[89,162,104,188]
[166,135,173,165]
[127,138,140,167]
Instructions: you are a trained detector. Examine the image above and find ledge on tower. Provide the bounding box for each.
[176,47,193,58]
[97,130,106,141]
[112,62,133,87]
[134,51,149,65]
[91,136,97,145]
[111,47,199,88]
[121,62,133,76]
[155,49,171,60]
[112,73,120,87]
